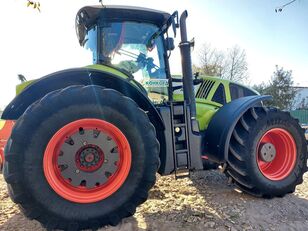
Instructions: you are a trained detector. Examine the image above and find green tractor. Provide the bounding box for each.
[2,5,307,230]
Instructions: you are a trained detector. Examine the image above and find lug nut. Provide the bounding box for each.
[76,169,80,174]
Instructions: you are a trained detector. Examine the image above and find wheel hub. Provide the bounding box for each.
[75,145,104,172]
[259,142,276,162]
[56,129,120,189]
[256,128,297,181]
[85,153,95,163]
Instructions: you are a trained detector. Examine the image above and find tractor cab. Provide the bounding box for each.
[76,6,177,103]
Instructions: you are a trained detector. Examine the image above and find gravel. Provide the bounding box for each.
[0,170,307,231]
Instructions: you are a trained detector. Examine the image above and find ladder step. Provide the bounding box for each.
[176,149,188,154]
[176,166,189,171]
[175,168,190,179]
[173,105,184,116]
[176,152,188,167]
[173,123,186,127]
[176,174,190,179]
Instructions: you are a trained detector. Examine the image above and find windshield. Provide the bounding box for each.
[84,22,169,104]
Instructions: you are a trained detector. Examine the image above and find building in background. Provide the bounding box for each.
[291,87,308,125]
[293,87,308,110]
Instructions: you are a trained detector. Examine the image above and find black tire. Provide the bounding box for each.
[225,107,307,198]
[4,85,160,230]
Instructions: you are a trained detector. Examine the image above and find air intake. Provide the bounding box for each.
[195,80,215,99]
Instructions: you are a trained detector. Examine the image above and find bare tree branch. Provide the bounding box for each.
[224,46,248,82]
[26,1,41,12]
[197,44,248,83]
[198,43,226,78]
[275,0,297,12]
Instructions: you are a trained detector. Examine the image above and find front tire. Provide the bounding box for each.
[4,85,159,230]
[225,107,307,198]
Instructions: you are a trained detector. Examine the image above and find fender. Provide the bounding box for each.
[203,95,272,163]
[1,68,164,130]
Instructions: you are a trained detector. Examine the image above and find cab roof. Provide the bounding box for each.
[76,5,171,45]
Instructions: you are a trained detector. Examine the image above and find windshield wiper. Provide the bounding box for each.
[146,11,178,49]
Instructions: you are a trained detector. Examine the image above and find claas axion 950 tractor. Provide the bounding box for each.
[1,5,307,230]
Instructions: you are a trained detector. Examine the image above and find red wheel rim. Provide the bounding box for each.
[43,119,131,203]
[256,128,297,181]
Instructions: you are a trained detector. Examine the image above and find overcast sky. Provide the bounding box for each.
[0,0,307,109]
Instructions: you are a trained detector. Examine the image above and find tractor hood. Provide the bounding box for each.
[76,5,170,45]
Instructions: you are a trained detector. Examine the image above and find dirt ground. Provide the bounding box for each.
[0,170,307,231]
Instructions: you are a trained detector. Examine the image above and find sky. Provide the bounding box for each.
[0,0,307,109]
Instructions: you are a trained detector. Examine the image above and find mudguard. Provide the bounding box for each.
[1,68,164,130]
[204,95,272,163]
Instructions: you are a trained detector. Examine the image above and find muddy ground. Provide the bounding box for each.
[0,170,307,231]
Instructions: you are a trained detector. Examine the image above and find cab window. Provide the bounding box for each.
[212,83,226,105]
[230,83,256,100]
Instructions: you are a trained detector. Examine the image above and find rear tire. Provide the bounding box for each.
[4,85,160,230]
[225,107,307,198]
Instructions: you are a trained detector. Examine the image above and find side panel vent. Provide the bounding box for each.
[195,80,215,99]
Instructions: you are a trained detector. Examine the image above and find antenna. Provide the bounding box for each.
[99,0,105,7]
[17,74,27,83]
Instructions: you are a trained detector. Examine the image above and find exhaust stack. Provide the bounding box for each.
[179,11,196,119]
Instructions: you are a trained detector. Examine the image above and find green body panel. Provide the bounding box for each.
[195,76,229,130]
[195,101,218,130]
[87,64,129,79]
[16,80,36,95]
[0,120,5,130]
[198,76,232,103]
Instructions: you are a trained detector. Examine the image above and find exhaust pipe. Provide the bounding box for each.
[179,11,196,118]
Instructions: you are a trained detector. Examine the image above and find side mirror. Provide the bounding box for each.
[171,11,179,37]
[165,37,175,51]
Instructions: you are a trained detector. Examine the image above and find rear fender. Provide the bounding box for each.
[1,68,164,130]
[204,95,272,163]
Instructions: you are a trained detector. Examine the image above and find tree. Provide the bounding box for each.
[197,43,225,77]
[224,45,248,83]
[26,1,41,12]
[253,65,297,110]
[196,44,248,83]
[253,82,268,95]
